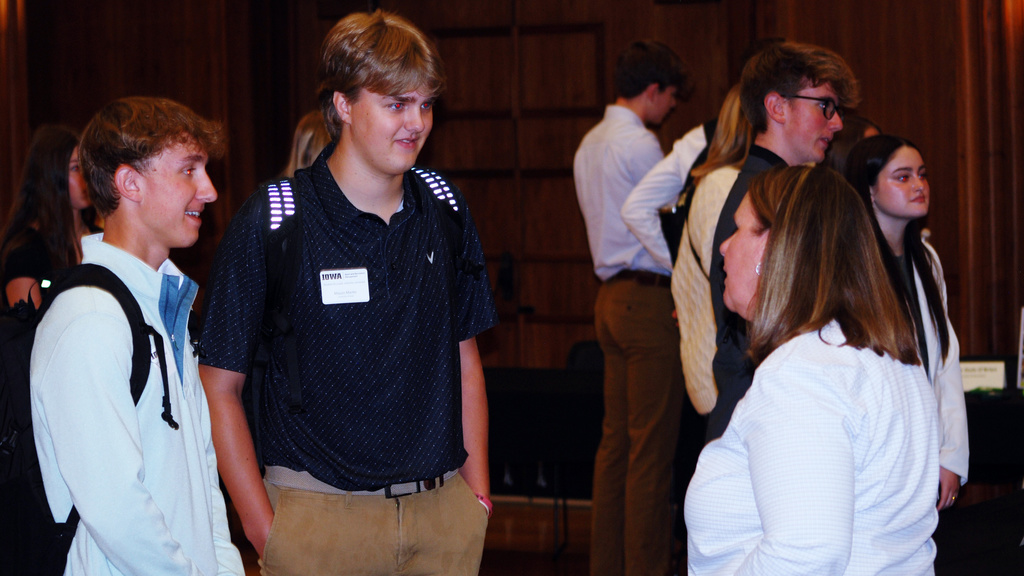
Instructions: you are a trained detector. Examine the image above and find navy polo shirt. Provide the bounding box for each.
[200,144,498,490]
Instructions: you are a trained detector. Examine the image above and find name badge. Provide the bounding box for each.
[320,268,369,304]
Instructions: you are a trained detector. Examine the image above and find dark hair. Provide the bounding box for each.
[613,40,692,100]
[747,165,919,366]
[824,114,881,176]
[844,134,950,360]
[79,97,225,216]
[317,10,446,142]
[1,125,81,289]
[740,41,861,133]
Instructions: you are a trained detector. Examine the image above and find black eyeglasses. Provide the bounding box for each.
[783,94,844,121]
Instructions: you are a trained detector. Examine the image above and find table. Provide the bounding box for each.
[963,391,1024,483]
[934,488,1024,574]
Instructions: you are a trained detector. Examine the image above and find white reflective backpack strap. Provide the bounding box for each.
[267,179,297,231]
[412,167,459,213]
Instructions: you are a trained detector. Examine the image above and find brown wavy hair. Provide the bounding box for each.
[740,42,861,134]
[79,97,225,216]
[746,165,919,366]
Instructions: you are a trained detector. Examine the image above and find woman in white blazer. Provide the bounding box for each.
[845,134,969,510]
[686,165,939,574]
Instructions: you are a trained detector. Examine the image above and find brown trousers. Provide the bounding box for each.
[591,278,685,576]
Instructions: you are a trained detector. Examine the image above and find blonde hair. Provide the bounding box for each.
[690,84,752,184]
[317,10,445,141]
[746,165,919,366]
[282,111,331,177]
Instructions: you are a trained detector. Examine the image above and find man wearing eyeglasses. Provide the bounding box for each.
[704,42,860,441]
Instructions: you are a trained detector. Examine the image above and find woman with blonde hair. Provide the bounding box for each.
[281,110,331,177]
[670,84,753,418]
[686,165,939,574]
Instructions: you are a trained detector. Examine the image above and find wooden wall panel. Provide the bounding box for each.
[449,176,519,258]
[1,0,30,211]
[519,261,599,318]
[435,34,514,113]
[518,117,594,170]
[379,0,513,29]
[422,119,517,171]
[521,176,589,258]
[519,26,604,112]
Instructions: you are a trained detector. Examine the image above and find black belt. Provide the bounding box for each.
[609,269,671,288]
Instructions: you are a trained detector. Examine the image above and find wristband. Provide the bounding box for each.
[475,494,493,518]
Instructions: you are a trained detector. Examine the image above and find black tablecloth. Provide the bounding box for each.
[934,489,1024,574]
[964,392,1024,483]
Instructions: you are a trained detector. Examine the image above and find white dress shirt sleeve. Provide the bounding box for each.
[621,125,708,270]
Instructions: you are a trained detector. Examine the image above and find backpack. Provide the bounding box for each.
[0,263,175,576]
[242,167,481,468]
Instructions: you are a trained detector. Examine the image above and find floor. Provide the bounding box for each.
[234,496,592,576]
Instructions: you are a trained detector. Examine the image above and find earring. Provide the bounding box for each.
[755,262,761,276]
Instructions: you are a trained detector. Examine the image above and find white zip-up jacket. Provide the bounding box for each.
[917,242,969,481]
[31,235,243,575]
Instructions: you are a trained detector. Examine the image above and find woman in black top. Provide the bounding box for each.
[1,125,94,309]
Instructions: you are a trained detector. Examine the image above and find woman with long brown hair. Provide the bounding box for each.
[685,165,939,574]
[845,135,968,511]
[1,125,93,309]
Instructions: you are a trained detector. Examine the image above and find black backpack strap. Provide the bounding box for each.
[36,263,177,549]
[410,167,484,279]
[42,264,166,410]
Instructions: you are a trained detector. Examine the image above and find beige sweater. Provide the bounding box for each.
[670,166,740,415]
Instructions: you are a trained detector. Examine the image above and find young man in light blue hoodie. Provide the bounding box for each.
[30,96,244,575]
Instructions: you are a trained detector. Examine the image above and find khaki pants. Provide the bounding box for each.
[261,473,487,576]
[591,278,685,576]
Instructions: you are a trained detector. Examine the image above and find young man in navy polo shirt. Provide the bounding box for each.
[199,10,498,575]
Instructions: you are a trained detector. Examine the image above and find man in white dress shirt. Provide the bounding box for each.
[573,39,691,576]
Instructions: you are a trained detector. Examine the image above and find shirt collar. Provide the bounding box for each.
[603,104,644,127]
[749,144,787,166]
[306,142,421,225]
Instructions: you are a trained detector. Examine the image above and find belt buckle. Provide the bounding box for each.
[384,482,416,498]
[383,475,444,498]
